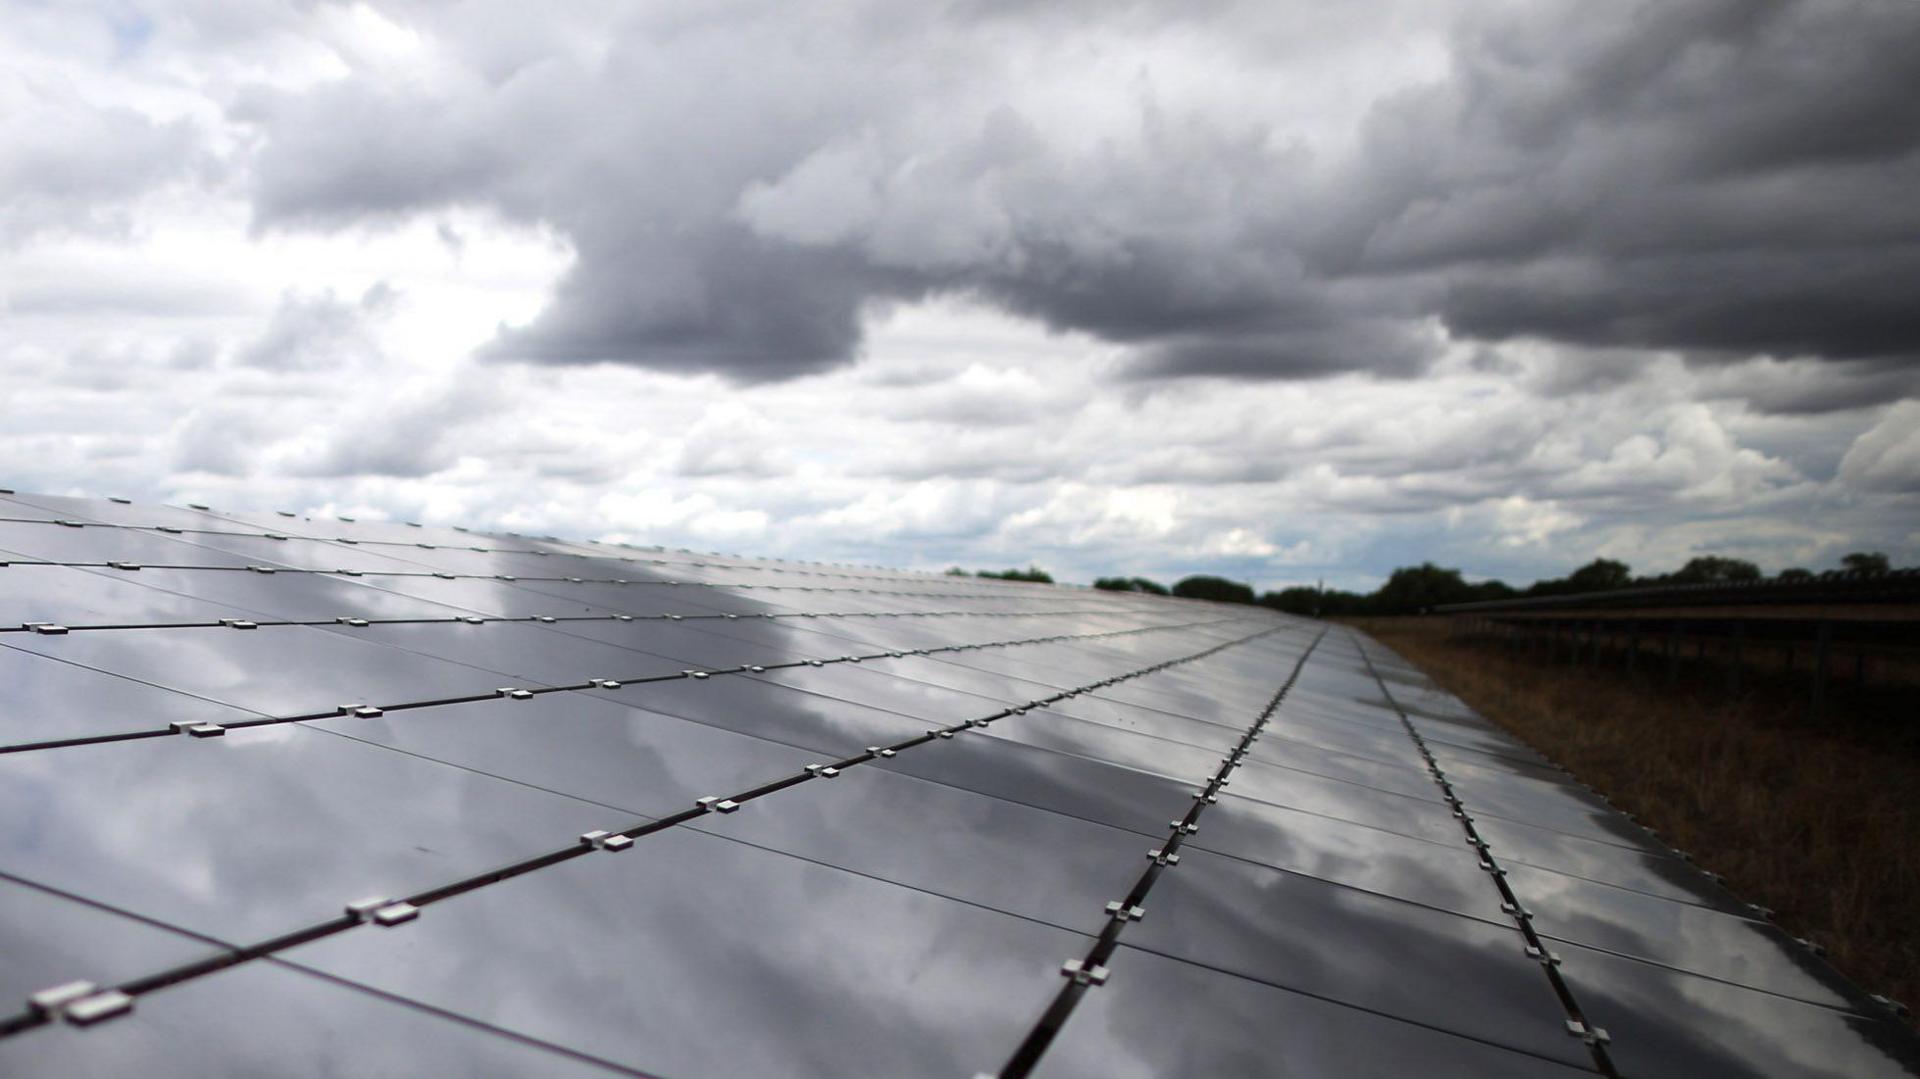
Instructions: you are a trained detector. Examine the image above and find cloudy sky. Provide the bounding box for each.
[4,0,1917,591]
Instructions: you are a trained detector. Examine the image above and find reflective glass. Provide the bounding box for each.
[0,873,221,1005]
[1122,846,1591,1067]
[8,623,538,719]
[1033,943,1594,1079]
[0,641,264,747]
[283,827,1091,1078]
[0,724,612,940]
[1563,938,1920,1078]
[0,960,632,1078]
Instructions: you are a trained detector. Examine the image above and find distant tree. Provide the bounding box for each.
[1664,556,1762,585]
[1841,551,1891,574]
[1777,567,1814,581]
[1372,563,1486,613]
[1566,558,1632,592]
[944,567,969,577]
[1094,576,1170,595]
[975,566,1053,583]
[1172,575,1257,604]
[1259,587,1323,615]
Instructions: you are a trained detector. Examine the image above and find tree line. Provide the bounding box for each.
[946,550,1901,616]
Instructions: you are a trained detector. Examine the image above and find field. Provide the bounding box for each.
[1348,615,1920,1018]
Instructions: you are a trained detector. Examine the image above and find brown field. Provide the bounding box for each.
[1347,615,1920,1018]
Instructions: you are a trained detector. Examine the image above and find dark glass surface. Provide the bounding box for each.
[0,520,257,567]
[118,566,479,623]
[0,641,265,746]
[308,691,819,815]
[1475,815,1746,911]
[1189,794,1508,922]
[1508,863,1873,1009]
[0,873,222,1005]
[0,563,257,627]
[1564,937,1920,1078]
[689,760,1149,933]
[1216,764,1465,847]
[748,662,1014,726]
[1032,943,1595,1079]
[588,672,934,755]
[8,492,1912,1078]
[6,623,535,718]
[0,960,634,1077]
[1121,846,1591,1067]
[284,827,1091,1078]
[865,727,1194,838]
[0,724,609,940]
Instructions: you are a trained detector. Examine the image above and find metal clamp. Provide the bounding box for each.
[804,764,841,778]
[345,896,419,927]
[28,981,134,1025]
[695,796,741,814]
[1146,849,1181,867]
[580,830,635,852]
[1105,901,1146,922]
[865,746,897,759]
[1060,959,1110,986]
[168,720,225,738]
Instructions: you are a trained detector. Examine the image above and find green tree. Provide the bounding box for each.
[1777,567,1814,581]
[1666,556,1762,584]
[1566,558,1632,592]
[1373,563,1482,613]
[1172,575,1256,604]
[1841,551,1890,574]
[1094,576,1170,595]
[975,566,1053,583]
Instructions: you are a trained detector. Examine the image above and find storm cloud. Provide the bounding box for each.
[217,0,1920,388]
[3,0,1917,590]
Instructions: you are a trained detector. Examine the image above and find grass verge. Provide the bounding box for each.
[1347,615,1919,1019]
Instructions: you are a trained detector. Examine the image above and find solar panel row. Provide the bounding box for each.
[0,491,1915,1077]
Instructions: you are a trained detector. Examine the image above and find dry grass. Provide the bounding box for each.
[1347,616,1920,1017]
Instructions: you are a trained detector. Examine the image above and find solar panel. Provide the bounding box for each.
[1,490,1916,1077]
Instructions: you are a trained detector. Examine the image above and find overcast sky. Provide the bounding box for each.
[4,0,1917,591]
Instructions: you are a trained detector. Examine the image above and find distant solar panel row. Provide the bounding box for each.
[0,491,1914,1077]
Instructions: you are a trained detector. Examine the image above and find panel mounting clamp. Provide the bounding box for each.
[804,764,840,778]
[865,746,897,759]
[695,796,741,814]
[107,561,141,571]
[1105,901,1146,922]
[1146,849,1181,867]
[168,720,225,738]
[25,622,69,635]
[1060,959,1109,986]
[220,619,259,630]
[337,617,370,627]
[345,896,419,926]
[38,983,133,1026]
[579,830,634,852]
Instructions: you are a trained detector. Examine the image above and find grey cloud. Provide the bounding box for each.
[1327,0,1920,369]
[237,283,397,371]
[0,81,206,244]
[291,375,501,478]
[228,0,1920,395]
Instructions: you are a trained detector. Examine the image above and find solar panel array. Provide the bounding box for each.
[0,490,1914,1077]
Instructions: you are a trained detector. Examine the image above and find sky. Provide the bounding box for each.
[3,0,1918,593]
